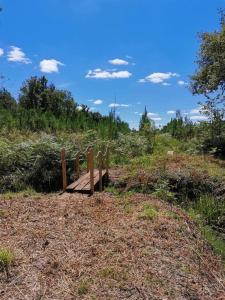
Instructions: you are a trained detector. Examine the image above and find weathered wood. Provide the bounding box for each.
[89,148,94,194]
[105,147,110,176]
[86,146,91,173]
[66,169,107,193]
[82,170,106,191]
[61,148,67,191]
[75,152,80,180]
[97,151,103,192]
[66,172,90,191]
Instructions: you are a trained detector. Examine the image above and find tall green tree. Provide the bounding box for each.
[190,11,225,137]
[0,88,17,110]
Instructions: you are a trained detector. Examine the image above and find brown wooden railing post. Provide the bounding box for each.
[97,151,103,192]
[89,148,94,194]
[75,152,80,181]
[61,148,67,191]
[105,147,110,176]
[86,146,91,173]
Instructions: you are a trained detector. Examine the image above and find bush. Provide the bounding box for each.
[202,136,225,157]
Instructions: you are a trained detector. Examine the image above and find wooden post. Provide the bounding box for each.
[61,148,67,191]
[89,148,94,194]
[86,146,91,173]
[105,147,110,176]
[75,152,80,181]
[97,151,103,192]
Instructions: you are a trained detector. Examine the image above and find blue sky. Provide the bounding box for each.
[0,0,224,128]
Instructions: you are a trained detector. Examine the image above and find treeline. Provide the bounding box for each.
[162,110,225,157]
[0,76,130,138]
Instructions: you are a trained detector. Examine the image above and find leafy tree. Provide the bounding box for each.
[190,11,225,137]
[19,76,76,116]
[0,88,17,110]
[139,107,155,152]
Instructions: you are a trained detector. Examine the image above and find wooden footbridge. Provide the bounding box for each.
[61,147,109,195]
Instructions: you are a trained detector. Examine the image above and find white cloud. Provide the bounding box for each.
[190,115,208,121]
[178,80,187,86]
[190,107,201,114]
[108,103,129,108]
[0,48,4,56]
[147,112,158,117]
[139,72,179,84]
[134,112,139,114]
[162,82,171,86]
[93,99,103,105]
[40,59,64,73]
[151,117,162,121]
[7,46,31,64]
[86,68,132,79]
[108,58,129,65]
[77,106,83,111]
[167,110,176,114]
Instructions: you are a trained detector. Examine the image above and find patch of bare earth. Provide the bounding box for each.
[0,192,224,299]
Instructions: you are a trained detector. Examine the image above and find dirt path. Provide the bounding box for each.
[0,192,224,299]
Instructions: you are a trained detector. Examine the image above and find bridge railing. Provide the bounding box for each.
[60,146,109,193]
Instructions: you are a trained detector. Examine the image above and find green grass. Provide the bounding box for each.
[188,209,225,262]
[0,248,14,278]
[1,188,41,199]
[139,203,158,220]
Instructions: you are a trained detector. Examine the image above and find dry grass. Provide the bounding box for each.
[0,192,224,299]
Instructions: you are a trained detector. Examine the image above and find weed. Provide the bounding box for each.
[194,194,225,227]
[78,281,89,295]
[152,179,176,203]
[139,203,158,220]
[0,248,14,279]
[99,266,128,281]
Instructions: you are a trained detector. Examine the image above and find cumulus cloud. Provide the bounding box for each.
[162,82,171,86]
[167,110,176,115]
[190,107,201,114]
[190,115,208,121]
[40,59,64,73]
[147,112,158,117]
[139,72,179,84]
[151,117,162,121]
[178,80,187,86]
[86,68,132,79]
[93,99,103,105]
[108,58,129,65]
[108,103,129,108]
[77,106,83,111]
[0,48,4,56]
[7,46,31,64]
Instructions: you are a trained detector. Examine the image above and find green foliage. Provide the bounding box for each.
[188,209,225,261]
[0,88,17,111]
[194,194,225,229]
[139,203,158,220]
[152,179,176,202]
[0,248,14,278]
[139,107,155,153]
[190,11,225,140]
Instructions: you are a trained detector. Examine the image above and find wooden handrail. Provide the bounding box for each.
[89,148,94,194]
[61,148,67,191]
[97,151,103,192]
